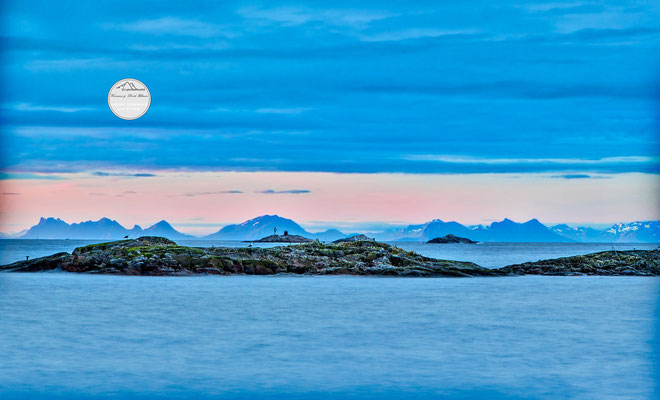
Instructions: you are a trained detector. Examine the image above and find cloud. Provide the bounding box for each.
[12,103,94,113]
[550,174,611,179]
[1,192,21,195]
[359,29,479,42]
[237,6,393,28]
[107,17,231,38]
[0,172,63,180]
[357,80,652,100]
[88,192,105,196]
[255,107,312,114]
[526,4,606,16]
[182,190,243,197]
[403,155,656,165]
[563,27,660,41]
[91,171,157,177]
[24,57,124,72]
[257,189,311,194]
[2,2,659,177]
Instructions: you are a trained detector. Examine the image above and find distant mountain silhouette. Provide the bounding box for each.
[373,218,571,242]
[0,229,28,239]
[67,217,127,239]
[10,216,660,243]
[142,220,194,240]
[420,220,474,241]
[202,215,309,240]
[21,217,72,239]
[603,221,660,242]
[550,224,603,242]
[312,229,346,242]
[18,217,191,240]
[552,221,659,243]
[478,218,571,242]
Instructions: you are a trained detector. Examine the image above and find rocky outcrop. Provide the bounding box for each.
[2,237,658,277]
[249,234,313,243]
[333,234,375,243]
[427,234,477,244]
[1,252,70,272]
[1,236,499,277]
[498,250,660,276]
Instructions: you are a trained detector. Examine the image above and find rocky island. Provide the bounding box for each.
[499,250,660,276]
[248,234,313,243]
[1,236,658,276]
[427,234,477,244]
[332,234,375,243]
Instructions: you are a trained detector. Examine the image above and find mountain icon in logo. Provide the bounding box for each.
[108,78,151,120]
[115,81,145,91]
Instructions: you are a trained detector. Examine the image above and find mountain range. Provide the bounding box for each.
[12,217,194,240]
[376,218,576,242]
[2,215,658,243]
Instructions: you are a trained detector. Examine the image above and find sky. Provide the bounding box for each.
[1,1,659,234]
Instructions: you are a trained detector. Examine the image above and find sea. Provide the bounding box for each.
[1,239,659,399]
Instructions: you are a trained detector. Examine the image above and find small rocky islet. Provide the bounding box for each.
[247,234,313,243]
[1,236,658,277]
[427,234,477,244]
[332,234,375,243]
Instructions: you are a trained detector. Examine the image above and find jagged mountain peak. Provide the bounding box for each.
[20,217,190,240]
[12,216,660,243]
[149,220,173,228]
[204,214,307,240]
[551,223,573,230]
[38,216,66,223]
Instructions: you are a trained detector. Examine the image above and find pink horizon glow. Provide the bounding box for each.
[1,171,658,235]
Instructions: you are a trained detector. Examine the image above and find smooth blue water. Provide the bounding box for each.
[0,273,658,399]
[1,239,657,268]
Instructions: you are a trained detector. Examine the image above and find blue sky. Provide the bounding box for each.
[1,0,659,174]
[0,1,659,232]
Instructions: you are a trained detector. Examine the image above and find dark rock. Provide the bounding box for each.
[72,236,176,255]
[2,236,658,277]
[427,234,477,244]
[248,234,313,243]
[0,236,498,277]
[496,250,660,276]
[0,252,70,272]
[333,234,375,243]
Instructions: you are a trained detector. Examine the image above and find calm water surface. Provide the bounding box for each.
[1,240,659,399]
[0,274,658,399]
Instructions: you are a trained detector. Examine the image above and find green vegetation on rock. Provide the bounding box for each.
[2,236,658,277]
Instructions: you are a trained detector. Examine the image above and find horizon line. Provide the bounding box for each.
[3,214,657,236]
